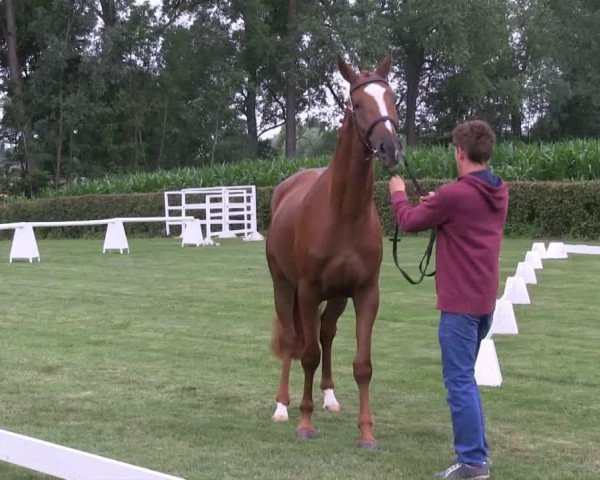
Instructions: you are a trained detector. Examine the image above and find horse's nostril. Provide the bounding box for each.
[379,143,386,154]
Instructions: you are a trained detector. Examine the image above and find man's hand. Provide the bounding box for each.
[389,176,406,195]
[419,192,435,204]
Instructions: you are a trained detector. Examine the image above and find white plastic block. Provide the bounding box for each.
[489,299,518,335]
[516,261,537,284]
[502,276,530,305]
[202,237,218,246]
[9,225,40,263]
[546,242,568,259]
[181,220,204,247]
[564,244,600,255]
[531,242,548,259]
[242,231,264,242]
[475,339,502,387]
[525,250,543,269]
[103,220,129,254]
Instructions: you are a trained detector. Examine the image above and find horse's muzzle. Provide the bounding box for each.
[377,138,402,168]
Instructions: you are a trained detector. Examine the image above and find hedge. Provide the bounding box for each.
[1,181,599,240]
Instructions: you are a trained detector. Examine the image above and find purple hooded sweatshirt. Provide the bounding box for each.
[391,171,509,315]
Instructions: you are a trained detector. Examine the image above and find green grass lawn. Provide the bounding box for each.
[0,237,598,480]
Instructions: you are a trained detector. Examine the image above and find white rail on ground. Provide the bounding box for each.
[0,429,186,480]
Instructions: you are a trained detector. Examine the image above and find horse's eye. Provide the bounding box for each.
[353,103,360,109]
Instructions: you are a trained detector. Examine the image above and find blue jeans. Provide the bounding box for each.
[438,311,492,466]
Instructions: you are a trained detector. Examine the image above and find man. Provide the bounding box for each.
[389,120,509,479]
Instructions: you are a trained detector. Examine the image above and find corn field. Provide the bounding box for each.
[35,140,600,197]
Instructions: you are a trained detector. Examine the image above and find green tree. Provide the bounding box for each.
[534,0,600,139]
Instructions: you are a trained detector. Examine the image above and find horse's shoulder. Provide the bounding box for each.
[293,167,326,181]
[271,168,325,214]
[275,168,325,195]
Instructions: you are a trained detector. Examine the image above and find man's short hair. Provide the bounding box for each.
[451,120,496,164]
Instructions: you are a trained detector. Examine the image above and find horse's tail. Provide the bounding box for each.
[270,289,304,360]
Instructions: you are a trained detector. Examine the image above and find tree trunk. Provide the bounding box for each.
[3,0,34,170]
[405,43,424,147]
[55,12,73,187]
[245,80,259,158]
[210,111,219,166]
[240,5,259,158]
[99,0,117,27]
[55,74,64,187]
[158,95,169,168]
[510,106,523,140]
[285,0,297,157]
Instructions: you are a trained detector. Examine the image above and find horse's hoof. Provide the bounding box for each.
[272,414,289,423]
[357,440,379,450]
[296,428,317,439]
[324,403,341,413]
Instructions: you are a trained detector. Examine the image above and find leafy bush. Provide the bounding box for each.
[0,194,164,239]
[2,180,599,240]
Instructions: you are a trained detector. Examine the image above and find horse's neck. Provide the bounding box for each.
[327,113,375,218]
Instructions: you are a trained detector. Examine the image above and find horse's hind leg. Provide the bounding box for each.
[273,354,292,422]
[320,297,348,412]
[270,273,298,423]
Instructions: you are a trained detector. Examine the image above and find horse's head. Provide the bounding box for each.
[338,56,403,169]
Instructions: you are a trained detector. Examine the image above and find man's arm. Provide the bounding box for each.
[390,180,450,232]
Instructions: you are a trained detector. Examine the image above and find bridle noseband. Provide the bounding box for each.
[347,77,399,154]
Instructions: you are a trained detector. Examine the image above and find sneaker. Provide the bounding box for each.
[434,462,490,479]
[450,456,491,467]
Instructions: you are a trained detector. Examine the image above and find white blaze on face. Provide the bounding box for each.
[364,83,394,133]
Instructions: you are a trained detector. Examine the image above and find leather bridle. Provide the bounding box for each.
[347,77,399,154]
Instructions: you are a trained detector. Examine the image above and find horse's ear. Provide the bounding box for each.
[375,56,392,79]
[337,55,357,84]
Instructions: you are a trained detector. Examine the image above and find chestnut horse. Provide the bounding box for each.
[266,57,402,448]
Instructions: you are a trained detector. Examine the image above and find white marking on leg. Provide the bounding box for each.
[272,402,289,422]
[364,83,394,133]
[323,388,341,412]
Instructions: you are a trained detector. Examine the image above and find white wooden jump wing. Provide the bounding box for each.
[163,186,263,241]
[0,428,185,480]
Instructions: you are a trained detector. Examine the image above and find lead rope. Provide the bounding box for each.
[384,156,436,285]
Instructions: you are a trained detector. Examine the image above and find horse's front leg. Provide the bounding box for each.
[320,297,348,412]
[352,285,379,449]
[296,282,321,438]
